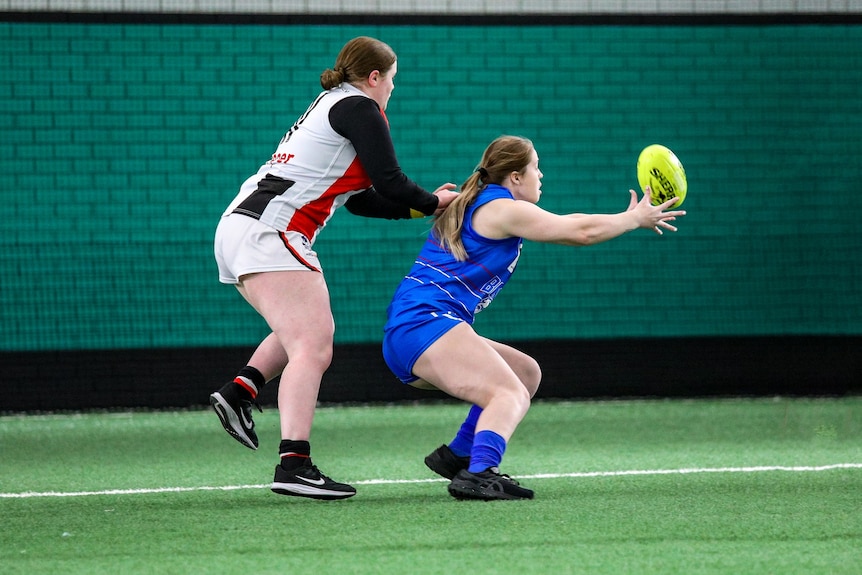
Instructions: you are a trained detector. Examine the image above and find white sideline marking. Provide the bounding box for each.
[2,463,860,499]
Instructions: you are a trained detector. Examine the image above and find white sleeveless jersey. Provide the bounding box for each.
[223,83,375,244]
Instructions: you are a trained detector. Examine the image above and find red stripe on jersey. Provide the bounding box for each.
[285,156,372,240]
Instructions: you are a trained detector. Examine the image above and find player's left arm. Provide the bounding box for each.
[477,191,683,246]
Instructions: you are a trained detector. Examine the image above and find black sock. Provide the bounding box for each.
[233,366,265,399]
[279,440,311,470]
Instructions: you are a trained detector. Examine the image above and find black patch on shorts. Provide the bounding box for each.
[232,174,295,219]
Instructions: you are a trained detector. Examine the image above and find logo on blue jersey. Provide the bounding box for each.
[475,276,504,314]
[480,276,502,294]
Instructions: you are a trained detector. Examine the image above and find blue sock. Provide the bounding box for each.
[448,405,483,458]
[468,430,507,473]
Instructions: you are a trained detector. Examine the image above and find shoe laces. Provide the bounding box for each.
[298,461,331,482]
[487,467,520,485]
[239,397,263,415]
[310,465,327,480]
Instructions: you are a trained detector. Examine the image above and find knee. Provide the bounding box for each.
[520,356,542,398]
[303,342,334,372]
[503,383,532,419]
[282,336,333,373]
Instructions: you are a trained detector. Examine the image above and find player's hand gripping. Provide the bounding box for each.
[432,183,458,216]
[627,186,686,235]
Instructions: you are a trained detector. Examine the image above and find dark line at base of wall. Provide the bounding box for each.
[3,335,859,412]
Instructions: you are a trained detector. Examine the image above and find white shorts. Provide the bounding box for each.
[214,213,322,284]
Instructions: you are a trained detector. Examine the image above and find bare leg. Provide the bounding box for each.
[238,270,334,441]
[481,337,541,398]
[412,322,533,441]
[240,332,289,383]
[414,323,538,500]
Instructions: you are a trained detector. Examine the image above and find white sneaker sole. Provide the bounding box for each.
[210,392,257,450]
[271,481,356,500]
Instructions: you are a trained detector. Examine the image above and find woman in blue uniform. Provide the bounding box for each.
[383,135,686,500]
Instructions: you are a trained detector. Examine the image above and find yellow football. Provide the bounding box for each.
[637,144,687,207]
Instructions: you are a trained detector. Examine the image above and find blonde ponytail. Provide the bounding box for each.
[432,172,484,261]
[432,135,535,261]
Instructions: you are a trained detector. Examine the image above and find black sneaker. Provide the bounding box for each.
[209,382,261,450]
[424,444,470,479]
[448,467,534,501]
[271,460,357,500]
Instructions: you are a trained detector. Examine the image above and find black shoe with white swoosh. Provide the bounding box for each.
[271,460,357,500]
[209,382,260,450]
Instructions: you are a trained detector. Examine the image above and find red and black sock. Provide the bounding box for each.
[279,439,311,470]
[233,366,265,399]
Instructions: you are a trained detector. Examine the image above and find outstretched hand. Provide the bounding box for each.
[627,187,686,235]
[433,183,459,216]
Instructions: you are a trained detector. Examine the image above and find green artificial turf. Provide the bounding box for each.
[1,397,860,574]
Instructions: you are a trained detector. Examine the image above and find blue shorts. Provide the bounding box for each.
[382,307,465,384]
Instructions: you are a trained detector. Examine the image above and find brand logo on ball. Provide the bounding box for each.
[650,167,677,202]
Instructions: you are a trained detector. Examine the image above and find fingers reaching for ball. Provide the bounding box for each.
[636,186,685,234]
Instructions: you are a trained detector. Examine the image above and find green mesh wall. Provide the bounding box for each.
[2,23,861,351]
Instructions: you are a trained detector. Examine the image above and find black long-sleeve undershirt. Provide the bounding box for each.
[343,188,411,219]
[330,96,439,219]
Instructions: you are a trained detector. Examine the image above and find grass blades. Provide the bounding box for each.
[1,397,860,574]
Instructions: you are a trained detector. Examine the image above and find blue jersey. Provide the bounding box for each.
[383,184,523,382]
[387,184,523,323]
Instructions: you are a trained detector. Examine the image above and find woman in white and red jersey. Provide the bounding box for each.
[210,36,458,500]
